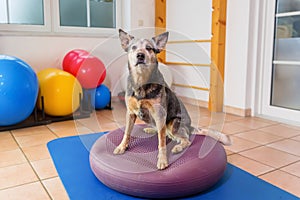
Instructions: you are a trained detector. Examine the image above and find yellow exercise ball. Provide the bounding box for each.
[37,68,82,116]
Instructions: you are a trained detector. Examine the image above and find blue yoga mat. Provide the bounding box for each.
[47,132,299,200]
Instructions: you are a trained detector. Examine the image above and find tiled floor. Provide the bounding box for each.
[1,99,300,199]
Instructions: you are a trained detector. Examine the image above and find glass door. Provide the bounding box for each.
[261,0,300,124]
[271,0,300,110]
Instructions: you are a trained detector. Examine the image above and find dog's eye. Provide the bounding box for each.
[131,45,137,50]
[146,46,152,52]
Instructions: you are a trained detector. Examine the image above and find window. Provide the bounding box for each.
[0,0,50,32]
[0,0,120,36]
[0,0,44,25]
[59,0,116,28]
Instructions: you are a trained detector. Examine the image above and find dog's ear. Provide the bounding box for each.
[152,32,169,53]
[119,29,134,52]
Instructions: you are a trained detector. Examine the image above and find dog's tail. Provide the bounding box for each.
[192,127,232,146]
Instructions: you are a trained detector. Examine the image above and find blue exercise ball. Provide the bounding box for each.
[0,55,39,126]
[95,84,110,109]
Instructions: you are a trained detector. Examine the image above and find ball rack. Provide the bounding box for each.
[0,90,112,132]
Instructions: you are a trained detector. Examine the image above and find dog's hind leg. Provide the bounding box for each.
[167,118,191,154]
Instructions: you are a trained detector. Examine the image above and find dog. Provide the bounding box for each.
[114,29,231,170]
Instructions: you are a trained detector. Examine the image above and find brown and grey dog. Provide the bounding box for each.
[114,29,231,170]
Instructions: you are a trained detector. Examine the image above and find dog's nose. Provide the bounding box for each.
[137,53,145,60]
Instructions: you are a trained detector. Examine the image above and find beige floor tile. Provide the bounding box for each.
[0,132,19,152]
[224,136,260,153]
[42,177,69,200]
[195,116,211,127]
[251,117,279,125]
[47,120,77,132]
[108,109,127,121]
[259,124,300,138]
[14,132,57,148]
[22,144,51,161]
[225,149,234,156]
[52,126,92,137]
[228,154,274,176]
[98,122,122,132]
[0,163,38,189]
[96,109,115,121]
[292,135,300,142]
[48,120,93,137]
[260,170,300,197]
[31,159,58,180]
[281,161,300,178]
[203,112,226,126]
[0,131,11,137]
[11,126,52,137]
[77,115,107,133]
[284,124,300,131]
[0,149,27,168]
[0,182,50,200]
[75,125,94,135]
[233,118,273,129]
[267,139,300,156]
[221,122,252,135]
[224,114,245,122]
[208,124,228,135]
[235,130,284,145]
[240,146,300,168]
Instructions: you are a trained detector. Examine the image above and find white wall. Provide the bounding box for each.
[224,0,251,110]
[0,36,108,71]
[0,0,155,97]
[0,35,125,95]
[224,0,260,115]
[121,0,155,31]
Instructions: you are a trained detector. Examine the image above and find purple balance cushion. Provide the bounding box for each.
[89,124,227,199]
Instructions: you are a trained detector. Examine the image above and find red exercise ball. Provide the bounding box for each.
[63,49,89,75]
[63,49,106,89]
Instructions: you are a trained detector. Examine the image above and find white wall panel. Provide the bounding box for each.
[166,0,212,102]
[167,0,212,40]
[166,42,210,64]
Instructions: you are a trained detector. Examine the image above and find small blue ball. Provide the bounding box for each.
[95,84,110,109]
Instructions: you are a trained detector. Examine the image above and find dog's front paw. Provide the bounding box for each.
[113,145,127,155]
[157,147,168,170]
[157,156,168,170]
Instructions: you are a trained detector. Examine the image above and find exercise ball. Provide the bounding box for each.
[0,55,39,126]
[95,84,111,109]
[119,62,172,91]
[63,49,106,89]
[37,68,82,116]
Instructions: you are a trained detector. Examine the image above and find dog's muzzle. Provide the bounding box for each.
[136,53,146,65]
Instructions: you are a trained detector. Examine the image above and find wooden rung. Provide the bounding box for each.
[164,61,210,67]
[168,39,211,44]
[172,83,209,91]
